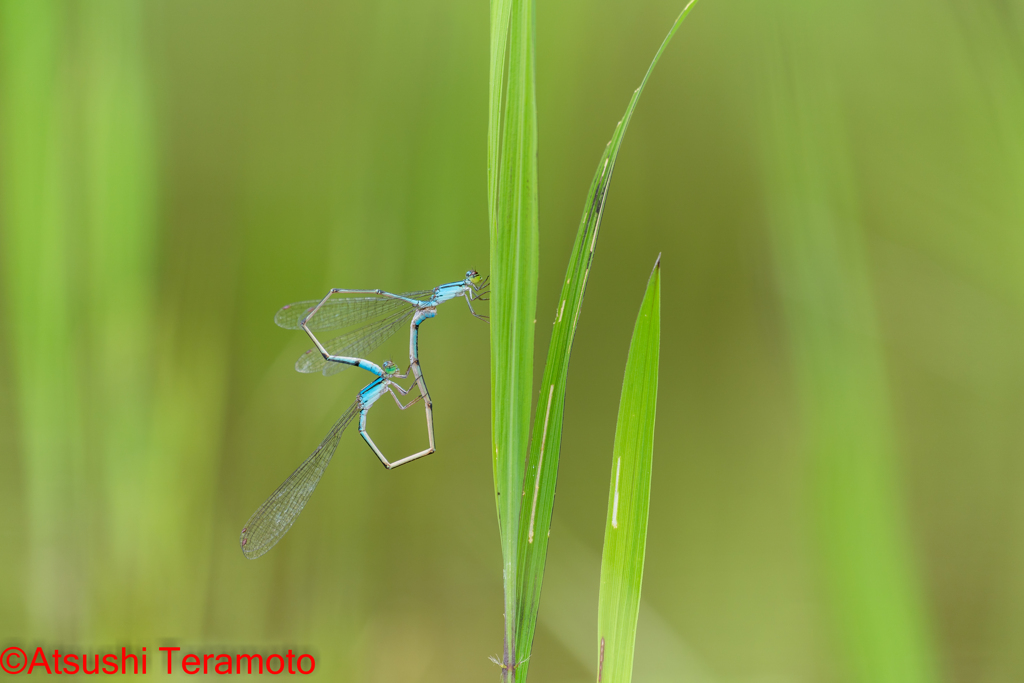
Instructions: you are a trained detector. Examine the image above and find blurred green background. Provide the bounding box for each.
[1,0,1022,681]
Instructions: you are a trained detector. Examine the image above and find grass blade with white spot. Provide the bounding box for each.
[513,5,700,680]
[597,256,661,683]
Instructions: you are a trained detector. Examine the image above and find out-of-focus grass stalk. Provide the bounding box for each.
[0,0,83,635]
[488,0,539,676]
[954,7,1024,679]
[761,6,940,682]
[512,6,699,680]
[79,0,158,633]
[138,325,231,634]
[597,257,660,683]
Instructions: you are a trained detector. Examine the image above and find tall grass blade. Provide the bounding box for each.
[761,5,940,681]
[80,0,159,628]
[488,0,539,676]
[596,257,661,683]
[1,0,162,634]
[513,4,699,679]
[0,0,83,634]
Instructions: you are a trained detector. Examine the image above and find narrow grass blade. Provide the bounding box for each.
[488,0,540,676]
[80,0,159,626]
[513,4,699,679]
[0,0,84,633]
[597,257,661,683]
[761,6,940,682]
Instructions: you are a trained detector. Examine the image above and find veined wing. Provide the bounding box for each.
[296,308,414,376]
[274,289,434,331]
[239,401,359,559]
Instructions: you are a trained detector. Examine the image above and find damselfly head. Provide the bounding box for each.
[382,360,399,375]
[466,269,482,284]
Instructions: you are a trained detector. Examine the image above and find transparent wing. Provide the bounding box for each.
[296,308,414,376]
[239,401,360,559]
[274,290,434,331]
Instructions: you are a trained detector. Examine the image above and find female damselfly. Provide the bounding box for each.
[239,359,424,559]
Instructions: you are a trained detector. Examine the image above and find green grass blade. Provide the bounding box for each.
[80,0,159,627]
[597,257,661,683]
[513,4,699,679]
[0,0,83,634]
[488,0,540,676]
[487,0,512,221]
[761,7,940,682]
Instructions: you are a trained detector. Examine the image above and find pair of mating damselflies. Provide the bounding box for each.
[239,271,489,559]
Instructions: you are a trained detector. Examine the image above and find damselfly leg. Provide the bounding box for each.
[357,392,433,470]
